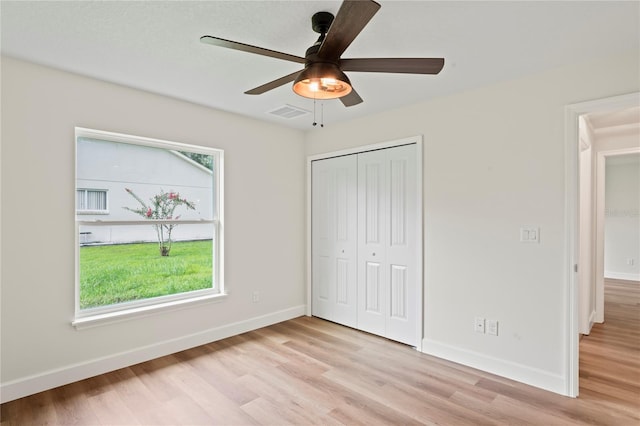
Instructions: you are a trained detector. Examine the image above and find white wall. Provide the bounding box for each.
[305,50,639,394]
[604,156,640,280]
[0,57,306,401]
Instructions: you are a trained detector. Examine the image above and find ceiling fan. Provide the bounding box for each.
[200,0,444,107]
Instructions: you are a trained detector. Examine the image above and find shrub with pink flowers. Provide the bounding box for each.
[124,188,196,256]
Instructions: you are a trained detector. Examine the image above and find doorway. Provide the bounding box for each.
[578,112,640,335]
[566,92,640,397]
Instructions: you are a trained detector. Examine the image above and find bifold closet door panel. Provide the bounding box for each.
[357,149,388,337]
[384,144,418,346]
[357,144,418,346]
[311,155,358,328]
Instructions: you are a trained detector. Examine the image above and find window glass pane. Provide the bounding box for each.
[76,133,220,313]
[77,137,214,221]
[79,223,214,310]
[87,190,107,210]
[77,190,86,210]
[77,189,108,212]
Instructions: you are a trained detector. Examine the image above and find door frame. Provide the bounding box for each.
[564,92,639,397]
[306,135,424,350]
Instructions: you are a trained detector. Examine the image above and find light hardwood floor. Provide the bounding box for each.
[2,279,639,425]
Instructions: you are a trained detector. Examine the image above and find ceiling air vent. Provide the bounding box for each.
[268,104,310,119]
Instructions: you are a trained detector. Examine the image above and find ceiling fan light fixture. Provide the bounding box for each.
[293,63,352,100]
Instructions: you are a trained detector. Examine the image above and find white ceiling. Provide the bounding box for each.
[1,1,639,130]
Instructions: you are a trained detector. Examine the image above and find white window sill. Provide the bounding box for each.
[72,292,228,330]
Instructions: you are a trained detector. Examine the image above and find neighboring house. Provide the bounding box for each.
[76,137,213,245]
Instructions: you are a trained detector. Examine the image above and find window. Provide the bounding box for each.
[74,127,224,327]
[76,189,108,213]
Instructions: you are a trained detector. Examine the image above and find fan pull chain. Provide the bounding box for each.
[313,98,317,127]
[312,99,324,128]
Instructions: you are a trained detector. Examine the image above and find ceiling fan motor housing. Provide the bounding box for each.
[307,11,335,57]
[297,11,350,100]
[312,12,334,34]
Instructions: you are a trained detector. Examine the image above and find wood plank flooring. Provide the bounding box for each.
[2,279,639,425]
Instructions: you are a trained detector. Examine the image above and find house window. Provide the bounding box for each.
[74,127,224,326]
[76,189,108,213]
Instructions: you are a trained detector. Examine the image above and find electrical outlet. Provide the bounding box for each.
[474,317,485,333]
[252,291,260,303]
[487,319,498,336]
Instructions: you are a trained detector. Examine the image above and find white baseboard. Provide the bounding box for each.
[604,271,640,282]
[0,305,306,404]
[421,338,568,396]
[581,309,598,335]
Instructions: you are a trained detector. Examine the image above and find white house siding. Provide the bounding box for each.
[77,137,213,244]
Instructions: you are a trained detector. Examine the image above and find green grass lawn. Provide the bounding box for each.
[80,240,213,309]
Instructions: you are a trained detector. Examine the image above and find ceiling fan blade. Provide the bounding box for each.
[340,88,363,107]
[244,70,301,95]
[200,35,305,64]
[317,0,381,60]
[341,58,445,75]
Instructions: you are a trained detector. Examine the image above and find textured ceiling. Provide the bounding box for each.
[1,1,639,130]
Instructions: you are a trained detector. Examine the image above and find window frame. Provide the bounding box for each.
[76,188,109,214]
[73,127,225,329]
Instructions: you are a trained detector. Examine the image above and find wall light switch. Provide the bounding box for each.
[487,319,498,336]
[474,317,486,334]
[520,226,540,243]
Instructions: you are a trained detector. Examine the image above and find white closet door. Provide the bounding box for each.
[357,149,388,336]
[311,155,358,327]
[385,144,418,345]
[357,144,418,346]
